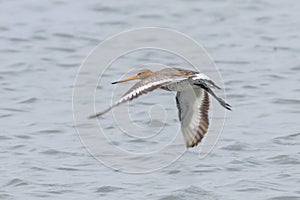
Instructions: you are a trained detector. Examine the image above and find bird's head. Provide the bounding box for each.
[112,69,154,84]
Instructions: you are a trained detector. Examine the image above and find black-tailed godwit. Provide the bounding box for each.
[90,68,231,147]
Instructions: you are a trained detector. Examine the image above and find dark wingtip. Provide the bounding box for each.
[225,103,232,111]
[88,114,97,119]
[219,99,232,111]
[88,113,103,119]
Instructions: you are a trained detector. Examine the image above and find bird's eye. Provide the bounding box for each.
[137,73,141,76]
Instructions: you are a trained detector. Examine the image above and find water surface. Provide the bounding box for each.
[1,0,300,199]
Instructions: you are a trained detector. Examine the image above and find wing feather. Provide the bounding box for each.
[176,88,210,147]
[90,76,185,118]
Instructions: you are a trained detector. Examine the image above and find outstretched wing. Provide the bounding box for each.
[90,76,186,118]
[192,74,231,110]
[176,88,210,147]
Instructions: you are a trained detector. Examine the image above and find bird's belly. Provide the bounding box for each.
[164,80,196,91]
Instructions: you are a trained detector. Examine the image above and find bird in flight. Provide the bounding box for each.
[90,68,231,147]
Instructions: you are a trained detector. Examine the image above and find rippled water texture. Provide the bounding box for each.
[1,0,300,199]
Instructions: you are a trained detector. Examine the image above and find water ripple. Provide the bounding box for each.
[96,186,123,193]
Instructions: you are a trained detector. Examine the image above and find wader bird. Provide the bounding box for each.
[90,68,231,147]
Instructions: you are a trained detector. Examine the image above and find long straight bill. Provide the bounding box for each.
[111,75,138,84]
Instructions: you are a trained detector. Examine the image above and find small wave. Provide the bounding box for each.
[4,178,28,187]
[272,98,300,105]
[18,97,38,104]
[96,186,123,193]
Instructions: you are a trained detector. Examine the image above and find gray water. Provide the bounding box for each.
[1,0,300,199]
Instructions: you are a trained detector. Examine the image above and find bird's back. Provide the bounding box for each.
[154,68,199,91]
[155,68,198,78]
